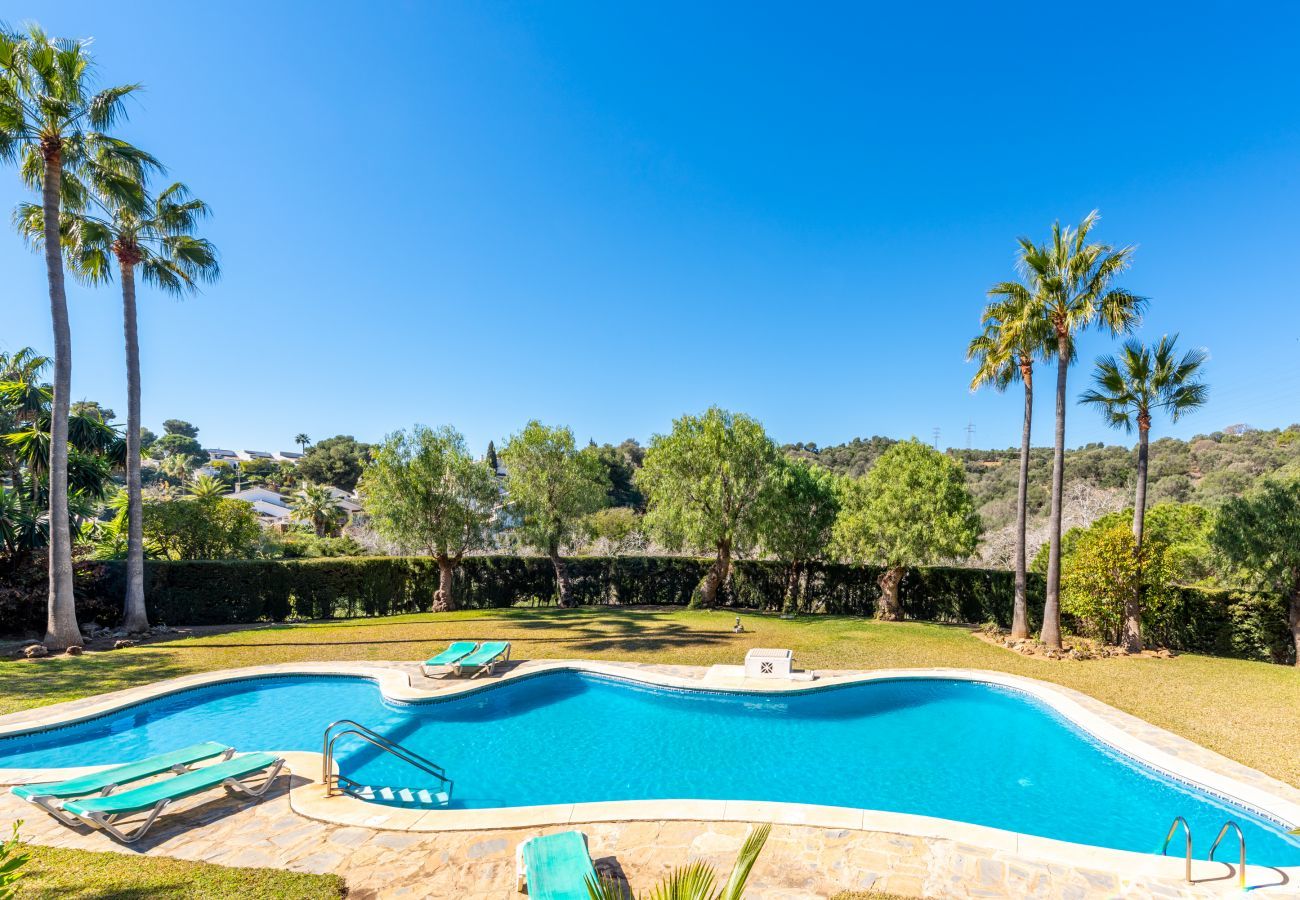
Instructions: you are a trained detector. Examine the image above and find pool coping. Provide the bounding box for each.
[2,659,1298,890]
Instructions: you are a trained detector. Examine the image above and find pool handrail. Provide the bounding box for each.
[1162,815,1192,883]
[321,719,452,802]
[1208,819,1247,890]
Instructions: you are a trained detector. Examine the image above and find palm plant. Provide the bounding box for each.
[968,287,1055,639]
[1007,212,1145,648]
[19,182,220,633]
[1080,335,1207,651]
[585,824,770,900]
[292,483,343,537]
[187,473,228,501]
[295,433,310,452]
[0,25,158,648]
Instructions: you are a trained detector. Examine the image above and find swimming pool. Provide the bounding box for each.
[2,670,1298,866]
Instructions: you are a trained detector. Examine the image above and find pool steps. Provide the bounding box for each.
[347,784,450,807]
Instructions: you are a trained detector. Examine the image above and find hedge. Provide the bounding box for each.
[2,554,1291,665]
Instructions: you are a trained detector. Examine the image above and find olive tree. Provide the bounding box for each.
[1212,478,1300,666]
[833,439,980,620]
[501,421,608,606]
[359,425,499,611]
[637,407,779,607]
[758,457,839,614]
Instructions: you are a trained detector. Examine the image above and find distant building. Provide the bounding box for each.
[238,450,274,461]
[224,485,360,529]
[275,451,304,462]
[206,449,237,462]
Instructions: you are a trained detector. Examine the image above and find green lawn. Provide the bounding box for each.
[2,607,1298,787]
[10,844,345,898]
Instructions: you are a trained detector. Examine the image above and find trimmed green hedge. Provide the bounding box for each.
[3,554,1291,665]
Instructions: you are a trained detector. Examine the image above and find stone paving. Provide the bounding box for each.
[3,659,1298,898]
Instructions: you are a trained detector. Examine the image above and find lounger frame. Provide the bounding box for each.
[17,747,237,827]
[452,642,511,678]
[73,757,285,844]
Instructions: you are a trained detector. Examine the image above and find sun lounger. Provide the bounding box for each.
[11,741,234,826]
[60,752,285,843]
[452,640,510,677]
[420,641,478,677]
[515,830,598,900]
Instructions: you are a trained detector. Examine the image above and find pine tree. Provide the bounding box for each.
[486,440,499,471]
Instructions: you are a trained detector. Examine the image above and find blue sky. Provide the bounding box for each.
[3,2,1299,455]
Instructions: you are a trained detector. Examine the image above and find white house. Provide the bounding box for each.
[275,450,304,462]
[225,486,290,508]
[238,450,274,462]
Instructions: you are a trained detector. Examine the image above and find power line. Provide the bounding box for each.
[932,426,941,449]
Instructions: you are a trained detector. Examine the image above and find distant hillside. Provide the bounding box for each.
[786,425,1300,565]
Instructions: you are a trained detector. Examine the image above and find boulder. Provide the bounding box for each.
[22,643,49,659]
[113,639,136,650]
[64,645,83,656]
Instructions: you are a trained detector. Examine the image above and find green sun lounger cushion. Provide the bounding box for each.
[520,831,598,900]
[11,741,231,801]
[458,641,509,669]
[62,752,280,818]
[425,641,478,666]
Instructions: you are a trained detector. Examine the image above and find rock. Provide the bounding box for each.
[79,624,97,638]
[23,643,49,659]
[113,639,136,650]
[111,630,128,639]
[64,645,83,656]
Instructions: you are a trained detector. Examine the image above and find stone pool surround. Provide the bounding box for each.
[1,659,1298,897]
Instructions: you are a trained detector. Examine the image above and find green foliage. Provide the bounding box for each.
[639,408,778,555]
[265,530,366,559]
[71,400,115,423]
[586,506,643,554]
[138,426,157,450]
[186,474,227,501]
[150,432,204,461]
[162,419,198,439]
[1080,335,1208,434]
[141,498,262,560]
[834,440,981,568]
[502,421,609,555]
[785,436,896,479]
[295,435,373,491]
[291,484,345,538]
[593,439,646,509]
[1060,524,1174,644]
[360,425,499,558]
[1035,502,1215,584]
[0,820,29,900]
[1212,477,1300,597]
[759,457,839,566]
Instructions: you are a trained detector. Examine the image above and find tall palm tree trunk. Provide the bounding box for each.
[1041,336,1069,649]
[1011,359,1033,639]
[40,141,81,650]
[120,262,149,633]
[1123,420,1150,653]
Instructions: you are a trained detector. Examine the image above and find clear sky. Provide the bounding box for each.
[3,2,1299,455]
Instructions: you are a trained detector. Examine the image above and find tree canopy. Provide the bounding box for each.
[834,439,980,618]
[501,421,608,605]
[295,434,373,491]
[638,407,779,606]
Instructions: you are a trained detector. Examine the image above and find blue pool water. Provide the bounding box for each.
[2,671,1298,865]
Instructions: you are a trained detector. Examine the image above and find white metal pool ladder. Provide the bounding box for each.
[322,719,453,806]
[1161,817,1247,889]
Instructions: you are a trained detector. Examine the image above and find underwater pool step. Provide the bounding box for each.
[347,784,450,807]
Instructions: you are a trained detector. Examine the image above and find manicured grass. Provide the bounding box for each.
[2,606,1297,787]
[11,844,346,898]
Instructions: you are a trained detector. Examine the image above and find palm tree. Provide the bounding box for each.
[968,288,1054,639]
[295,433,310,452]
[186,473,227,501]
[19,182,219,634]
[292,484,342,537]
[586,824,770,900]
[0,25,157,649]
[1012,212,1145,649]
[1080,335,1207,651]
